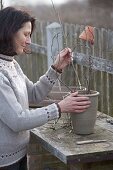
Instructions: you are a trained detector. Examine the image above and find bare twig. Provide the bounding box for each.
[50,0,82,91]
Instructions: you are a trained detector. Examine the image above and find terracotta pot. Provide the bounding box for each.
[70,90,99,135]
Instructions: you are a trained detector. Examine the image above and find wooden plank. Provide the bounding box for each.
[70,160,113,170]
[73,52,113,74]
[40,21,48,46]
[96,112,113,133]
[108,74,113,116]
[46,22,63,68]
[93,28,102,112]
[103,29,110,114]
[31,112,113,164]
[30,43,47,55]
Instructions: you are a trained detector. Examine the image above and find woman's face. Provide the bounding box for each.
[14,21,32,55]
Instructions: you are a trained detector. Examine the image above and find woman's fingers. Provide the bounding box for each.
[73,105,91,110]
[74,109,88,113]
[60,48,72,59]
[58,95,91,113]
[59,48,69,56]
[74,100,91,106]
[70,104,90,113]
[61,47,72,54]
[75,96,90,101]
[54,48,72,68]
[70,92,90,103]
[70,91,78,97]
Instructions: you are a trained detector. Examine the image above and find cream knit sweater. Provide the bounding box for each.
[0,54,60,167]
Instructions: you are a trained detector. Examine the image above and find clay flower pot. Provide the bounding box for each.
[70,90,99,135]
[48,88,99,135]
[39,86,99,135]
[79,25,94,45]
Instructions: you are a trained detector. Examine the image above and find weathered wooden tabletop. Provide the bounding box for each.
[31,112,113,164]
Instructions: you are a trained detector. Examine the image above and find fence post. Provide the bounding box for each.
[46,22,63,69]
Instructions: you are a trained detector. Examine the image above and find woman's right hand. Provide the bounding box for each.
[58,92,91,113]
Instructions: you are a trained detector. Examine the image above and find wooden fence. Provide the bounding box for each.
[15,21,113,116]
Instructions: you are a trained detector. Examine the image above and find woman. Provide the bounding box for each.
[0,6,91,170]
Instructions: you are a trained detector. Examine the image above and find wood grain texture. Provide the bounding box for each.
[31,112,113,164]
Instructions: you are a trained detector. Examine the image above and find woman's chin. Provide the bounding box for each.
[16,50,24,55]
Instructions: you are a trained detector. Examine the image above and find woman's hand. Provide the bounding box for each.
[53,48,72,71]
[58,92,91,113]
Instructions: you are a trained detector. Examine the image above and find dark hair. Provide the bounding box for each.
[0,6,36,56]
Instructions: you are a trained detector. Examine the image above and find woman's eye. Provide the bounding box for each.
[24,33,30,37]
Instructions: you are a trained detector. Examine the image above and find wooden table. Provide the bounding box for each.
[31,112,113,169]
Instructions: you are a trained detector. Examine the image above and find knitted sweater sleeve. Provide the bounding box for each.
[0,73,60,132]
[14,59,61,104]
[25,66,60,104]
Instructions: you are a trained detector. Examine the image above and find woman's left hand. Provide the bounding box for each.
[52,48,72,71]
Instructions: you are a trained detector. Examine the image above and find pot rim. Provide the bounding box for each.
[77,90,99,97]
[50,90,99,95]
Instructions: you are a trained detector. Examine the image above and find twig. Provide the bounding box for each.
[76,139,107,145]
[50,0,82,91]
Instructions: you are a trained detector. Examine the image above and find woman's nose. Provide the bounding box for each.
[26,37,31,45]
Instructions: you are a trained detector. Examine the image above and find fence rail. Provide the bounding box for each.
[30,43,113,75]
[30,43,47,55]
[16,21,113,116]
